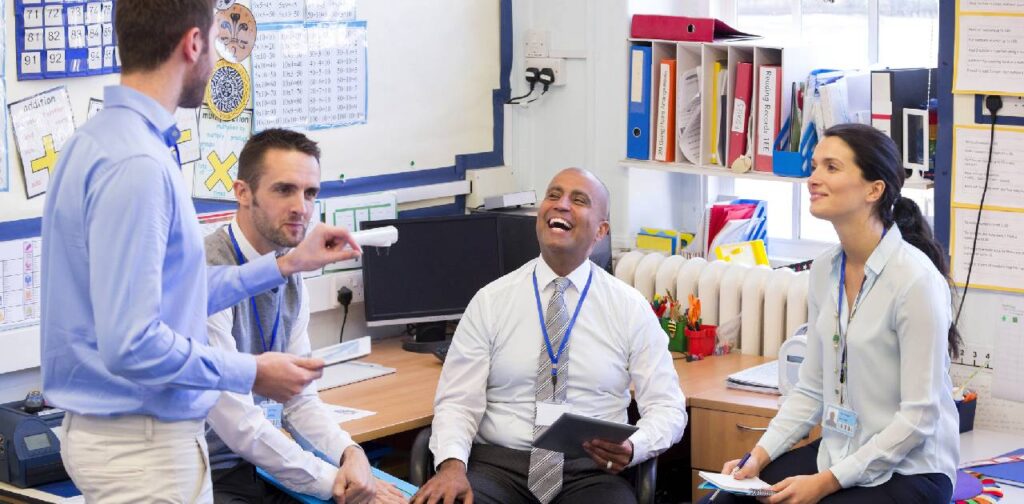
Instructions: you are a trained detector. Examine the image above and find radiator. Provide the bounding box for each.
[615,251,809,357]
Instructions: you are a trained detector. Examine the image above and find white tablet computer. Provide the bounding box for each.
[533,413,638,459]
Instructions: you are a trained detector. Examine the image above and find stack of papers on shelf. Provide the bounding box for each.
[698,471,776,496]
[726,360,780,395]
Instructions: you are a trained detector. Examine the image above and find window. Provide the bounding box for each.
[725,0,939,246]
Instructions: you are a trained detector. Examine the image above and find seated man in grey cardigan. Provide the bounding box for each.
[204,129,407,504]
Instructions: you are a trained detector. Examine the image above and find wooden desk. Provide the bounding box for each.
[319,337,442,443]
[674,354,823,502]
[319,339,788,503]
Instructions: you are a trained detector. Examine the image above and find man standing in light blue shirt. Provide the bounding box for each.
[40,1,361,502]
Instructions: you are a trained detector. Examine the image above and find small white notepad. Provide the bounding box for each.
[698,471,776,496]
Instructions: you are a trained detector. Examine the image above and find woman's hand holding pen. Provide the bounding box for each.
[722,446,769,481]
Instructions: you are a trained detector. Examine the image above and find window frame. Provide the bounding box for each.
[707,0,938,260]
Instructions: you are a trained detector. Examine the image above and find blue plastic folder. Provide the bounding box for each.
[627,44,653,159]
[976,448,1024,485]
[257,466,418,503]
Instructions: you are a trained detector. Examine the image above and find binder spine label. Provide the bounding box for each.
[757,67,779,157]
[655,63,671,161]
[630,50,644,103]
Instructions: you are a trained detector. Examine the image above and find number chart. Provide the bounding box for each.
[15,0,121,80]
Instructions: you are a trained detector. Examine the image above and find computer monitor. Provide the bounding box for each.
[361,214,505,350]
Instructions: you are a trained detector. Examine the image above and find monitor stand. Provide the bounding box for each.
[401,321,452,353]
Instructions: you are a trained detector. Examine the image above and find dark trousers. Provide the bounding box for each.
[466,444,636,504]
[698,440,952,504]
[211,461,298,504]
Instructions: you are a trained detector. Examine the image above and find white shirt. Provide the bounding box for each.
[757,227,959,489]
[430,256,687,467]
[205,222,357,500]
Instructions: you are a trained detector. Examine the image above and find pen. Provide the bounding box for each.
[710,452,752,501]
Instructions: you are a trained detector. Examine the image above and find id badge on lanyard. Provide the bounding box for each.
[260,400,283,428]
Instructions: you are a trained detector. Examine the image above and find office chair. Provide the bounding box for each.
[409,426,658,504]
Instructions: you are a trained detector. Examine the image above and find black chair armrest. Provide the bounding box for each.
[409,426,435,486]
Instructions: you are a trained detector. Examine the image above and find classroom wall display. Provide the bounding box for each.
[175,107,202,165]
[0,238,41,331]
[8,86,76,199]
[205,59,252,121]
[193,106,252,201]
[215,3,258,64]
[251,20,367,132]
[14,0,121,80]
[0,3,8,193]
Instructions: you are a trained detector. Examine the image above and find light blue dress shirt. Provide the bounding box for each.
[756,226,959,489]
[40,86,285,421]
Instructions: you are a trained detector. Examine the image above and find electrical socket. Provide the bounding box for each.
[524,58,565,86]
[524,29,549,58]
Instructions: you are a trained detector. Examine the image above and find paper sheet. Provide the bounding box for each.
[174,107,201,165]
[952,363,1024,433]
[0,78,8,193]
[305,0,357,22]
[954,14,1024,95]
[192,107,252,201]
[960,0,1024,14]
[993,303,1024,403]
[86,97,103,121]
[323,192,397,272]
[951,207,1024,293]
[676,66,701,164]
[953,125,1024,210]
[8,86,76,199]
[306,22,368,129]
[327,405,376,424]
[0,238,42,332]
[249,0,303,24]
[251,23,309,131]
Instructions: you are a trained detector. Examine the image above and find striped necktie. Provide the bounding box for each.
[527,277,571,504]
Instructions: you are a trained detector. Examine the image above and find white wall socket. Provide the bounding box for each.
[524,29,549,58]
[524,57,566,87]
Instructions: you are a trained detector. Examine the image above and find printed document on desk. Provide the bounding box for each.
[316,360,395,392]
[726,360,780,395]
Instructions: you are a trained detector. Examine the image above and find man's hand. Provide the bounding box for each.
[252,353,324,403]
[373,481,410,504]
[411,459,473,504]
[759,471,840,504]
[278,224,362,276]
[583,439,633,474]
[333,445,376,504]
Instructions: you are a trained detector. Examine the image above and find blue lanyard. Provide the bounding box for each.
[532,265,593,391]
[836,227,887,402]
[228,225,281,353]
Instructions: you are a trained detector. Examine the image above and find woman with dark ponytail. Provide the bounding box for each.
[703,123,958,503]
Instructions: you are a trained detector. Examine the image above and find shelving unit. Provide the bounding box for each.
[620,159,806,182]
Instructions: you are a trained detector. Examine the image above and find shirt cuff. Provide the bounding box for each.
[309,459,339,501]
[432,445,471,471]
[242,253,287,297]
[828,454,862,489]
[217,351,257,394]
[627,429,650,467]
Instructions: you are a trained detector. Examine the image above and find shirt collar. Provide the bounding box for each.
[535,255,592,293]
[228,219,261,264]
[103,85,181,148]
[829,225,903,277]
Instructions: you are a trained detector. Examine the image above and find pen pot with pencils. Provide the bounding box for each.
[683,294,716,358]
[955,388,978,433]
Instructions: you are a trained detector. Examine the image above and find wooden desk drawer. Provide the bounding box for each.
[691,407,771,470]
